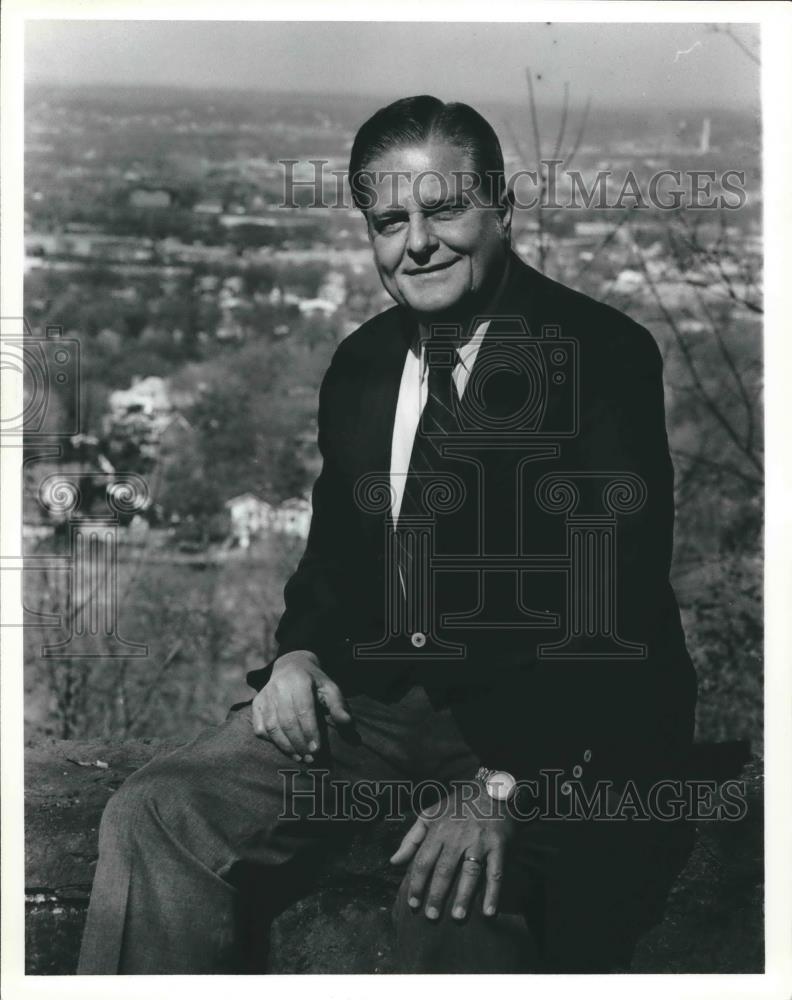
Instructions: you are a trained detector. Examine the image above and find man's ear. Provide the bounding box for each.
[500,186,515,238]
[362,209,376,242]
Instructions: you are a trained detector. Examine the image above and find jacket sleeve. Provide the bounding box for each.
[573,321,676,648]
[246,350,354,691]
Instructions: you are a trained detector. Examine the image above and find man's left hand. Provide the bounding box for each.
[389,781,516,921]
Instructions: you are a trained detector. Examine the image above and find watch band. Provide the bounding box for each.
[475,766,517,801]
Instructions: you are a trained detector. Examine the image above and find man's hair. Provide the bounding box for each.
[348,95,506,211]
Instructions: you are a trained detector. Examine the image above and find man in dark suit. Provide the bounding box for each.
[79,96,697,975]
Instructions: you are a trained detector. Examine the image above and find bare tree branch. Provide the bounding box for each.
[551,82,569,160]
[671,448,763,490]
[524,67,548,271]
[127,639,184,733]
[629,231,764,478]
[710,24,760,66]
[563,95,592,169]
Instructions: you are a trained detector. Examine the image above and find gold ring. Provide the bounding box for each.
[464,855,482,864]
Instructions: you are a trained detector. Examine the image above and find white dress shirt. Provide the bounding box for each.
[390,320,491,525]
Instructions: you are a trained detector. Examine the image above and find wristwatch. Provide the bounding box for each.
[475,766,517,802]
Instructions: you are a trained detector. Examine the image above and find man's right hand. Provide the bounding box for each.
[251,650,352,762]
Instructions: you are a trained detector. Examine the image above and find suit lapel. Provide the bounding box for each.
[461,254,539,433]
[355,308,414,483]
[478,254,574,442]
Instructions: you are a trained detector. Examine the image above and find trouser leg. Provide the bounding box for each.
[394,815,692,975]
[393,862,542,974]
[390,700,688,974]
[390,820,649,975]
[78,697,407,975]
[390,698,542,974]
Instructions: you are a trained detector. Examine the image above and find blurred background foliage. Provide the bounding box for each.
[23,81,761,751]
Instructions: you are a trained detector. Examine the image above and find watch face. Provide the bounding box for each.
[486,770,517,801]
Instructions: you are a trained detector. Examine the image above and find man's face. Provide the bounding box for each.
[363,141,512,319]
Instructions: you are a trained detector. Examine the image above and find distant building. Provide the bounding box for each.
[193,199,224,215]
[129,187,172,209]
[298,298,337,317]
[612,269,644,295]
[318,270,347,307]
[225,493,273,549]
[25,233,59,256]
[270,497,311,539]
[223,494,312,547]
[157,237,233,265]
[574,220,617,238]
[108,376,171,421]
[215,311,245,341]
[220,214,277,229]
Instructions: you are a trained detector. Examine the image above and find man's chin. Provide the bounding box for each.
[401,289,472,323]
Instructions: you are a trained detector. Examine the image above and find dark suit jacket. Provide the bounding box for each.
[248,253,698,789]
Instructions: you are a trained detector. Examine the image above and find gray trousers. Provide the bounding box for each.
[78,684,669,974]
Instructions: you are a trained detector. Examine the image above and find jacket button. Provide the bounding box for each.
[411,632,426,648]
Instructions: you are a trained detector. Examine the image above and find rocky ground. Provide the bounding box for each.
[24,739,763,974]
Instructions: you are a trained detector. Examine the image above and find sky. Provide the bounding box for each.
[24,20,760,110]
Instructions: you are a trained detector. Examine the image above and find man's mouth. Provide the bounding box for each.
[404,258,460,276]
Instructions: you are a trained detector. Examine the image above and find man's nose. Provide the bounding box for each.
[406,214,437,257]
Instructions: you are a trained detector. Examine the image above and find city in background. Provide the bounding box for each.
[22,54,761,748]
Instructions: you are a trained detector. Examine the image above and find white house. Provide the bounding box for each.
[108,376,171,421]
[225,493,274,549]
[298,298,337,317]
[270,497,311,539]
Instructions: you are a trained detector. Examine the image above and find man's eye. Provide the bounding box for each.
[430,204,467,221]
[376,217,405,233]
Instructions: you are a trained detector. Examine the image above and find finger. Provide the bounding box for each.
[251,688,291,752]
[274,699,309,760]
[289,683,320,759]
[251,695,269,738]
[424,846,460,920]
[389,817,428,866]
[316,680,352,726]
[406,837,443,912]
[451,853,485,920]
[482,844,505,917]
[263,713,295,758]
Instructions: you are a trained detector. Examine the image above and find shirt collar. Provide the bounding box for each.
[455,321,489,371]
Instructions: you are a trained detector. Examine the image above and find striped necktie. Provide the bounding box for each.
[399,351,460,521]
[393,347,462,625]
